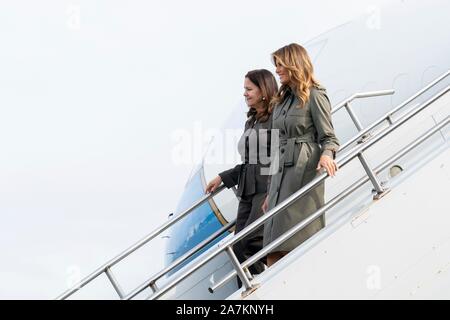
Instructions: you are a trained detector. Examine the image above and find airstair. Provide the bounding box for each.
[56,70,450,300]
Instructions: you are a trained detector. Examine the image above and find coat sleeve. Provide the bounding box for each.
[219,165,241,188]
[310,89,340,158]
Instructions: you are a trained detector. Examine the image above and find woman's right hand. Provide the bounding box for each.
[261,195,269,213]
[205,176,222,194]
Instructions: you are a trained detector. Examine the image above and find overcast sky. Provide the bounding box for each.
[0,0,390,299]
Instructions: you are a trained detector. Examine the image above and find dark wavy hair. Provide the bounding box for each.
[245,69,278,122]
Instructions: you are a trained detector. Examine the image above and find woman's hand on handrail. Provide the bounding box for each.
[205,176,222,194]
[316,155,338,177]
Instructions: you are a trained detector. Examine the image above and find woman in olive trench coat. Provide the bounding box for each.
[206,69,278,283]
[262,43,340,266]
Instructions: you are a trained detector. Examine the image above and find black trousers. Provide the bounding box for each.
[233,192,266,287]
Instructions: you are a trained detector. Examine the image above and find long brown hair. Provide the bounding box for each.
[245,69,278,122]
[271,43,320,110]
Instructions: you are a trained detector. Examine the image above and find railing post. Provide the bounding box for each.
[386,115,394,125]
[105,267,126,299]
[357,153,389,199]
[149,281,158,293]
[225,247,254,291]
[345,102,364,131]
[244,267,253,280]
[346,102,372,144]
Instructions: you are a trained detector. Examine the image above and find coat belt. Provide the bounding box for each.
[280,133,315,167]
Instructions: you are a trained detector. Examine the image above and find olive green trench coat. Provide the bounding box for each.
[263,85,339,253]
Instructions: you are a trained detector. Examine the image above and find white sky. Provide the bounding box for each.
[0,0,390,299]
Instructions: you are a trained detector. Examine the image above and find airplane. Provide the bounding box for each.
[57,0,450,300]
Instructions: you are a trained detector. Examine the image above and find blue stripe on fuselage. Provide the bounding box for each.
[165,168,229,274]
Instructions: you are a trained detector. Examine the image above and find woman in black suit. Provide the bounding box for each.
[206,69,278,283]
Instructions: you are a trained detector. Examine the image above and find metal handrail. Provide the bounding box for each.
[333,90,395,131]
[129,219,237,298]
[56,90,395,300]
[119,91,393,298]
[331,90,395,132]
[57,69,448,300]
[125,70,449,299]
[143,85,449,300]
[56,184,226,299]
[333,89,395,112]
[210,115,450,293]
[339,70,450,151]
[151,86,450,299]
